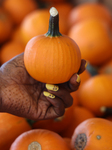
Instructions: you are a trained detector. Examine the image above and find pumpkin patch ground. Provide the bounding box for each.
[0,0,112,150]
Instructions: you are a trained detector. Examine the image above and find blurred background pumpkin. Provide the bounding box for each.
[1,0,38,25]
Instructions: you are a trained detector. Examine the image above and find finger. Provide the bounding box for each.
[62,73,81,93]
[45,84,73,108]
[68,73,81,92]
[43,91,65,118]
[78,59,87,74]
[45,105,65,119]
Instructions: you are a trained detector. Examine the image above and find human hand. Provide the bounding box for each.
[0,53,86,120]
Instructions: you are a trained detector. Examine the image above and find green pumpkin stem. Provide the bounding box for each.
[46,7,62,37]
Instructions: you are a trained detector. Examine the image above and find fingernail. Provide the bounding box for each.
[43,91,55,98]
[46,84,59,91]
[76,74,81,83]
[85,61,88,68]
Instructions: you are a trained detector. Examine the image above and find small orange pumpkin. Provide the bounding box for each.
[68,18,112,66]
[0,113,31,150]
[71,118,112,150]
[0,40,25,64]
[68,3,112,28]
[20,8,50,45]
[10,129,70,150]
[77,74,112,116]
[24,7,81,84]
[2,0,38,25]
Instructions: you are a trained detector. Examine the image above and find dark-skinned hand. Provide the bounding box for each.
[0,53,87,120]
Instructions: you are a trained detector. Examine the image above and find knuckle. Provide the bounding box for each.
[57,107,65,117]
[67,96,73,107]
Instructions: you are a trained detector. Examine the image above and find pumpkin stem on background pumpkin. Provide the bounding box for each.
[46,7,62,37]
[100,106,112,117]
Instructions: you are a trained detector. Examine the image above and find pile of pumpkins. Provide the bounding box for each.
[0,0,112,149]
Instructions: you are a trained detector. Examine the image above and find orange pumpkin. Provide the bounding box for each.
[77,74,112,116]
[2,0,38,25]
[68,18,112,66]
[0,113,31,150]
[71,118,112,150]
[0,8,13,44]
[0,40,25,64]
[32,106,74,134]
[24,7,81,84]
[10,129,70,150]
[20,8,50,45]
[68,3,112,28]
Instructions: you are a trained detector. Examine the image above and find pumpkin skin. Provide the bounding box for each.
[0,40,25,65]
[24,35,81,84]
[10,129,70,150]
[68,3,112,28]
[71,118,112,150]
[68,18,112,66]
[2,0,38,25]
[77,74,112,116]
[0,113,31,150]
[24,7,81,84]
[20,9,50,45]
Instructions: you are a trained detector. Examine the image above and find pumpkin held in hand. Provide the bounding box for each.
[24,7,81,84]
